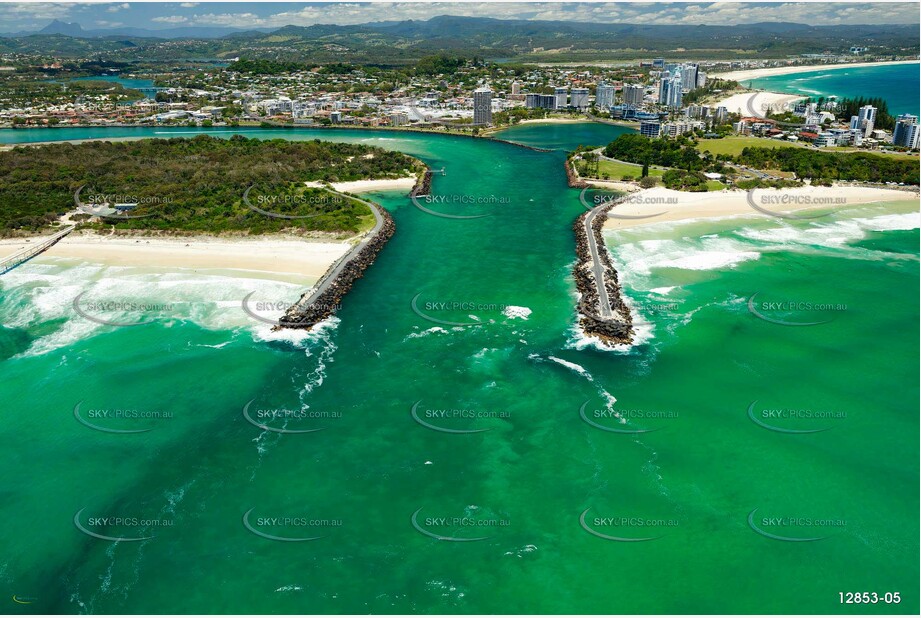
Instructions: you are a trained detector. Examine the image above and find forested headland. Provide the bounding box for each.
[0,135,423,236]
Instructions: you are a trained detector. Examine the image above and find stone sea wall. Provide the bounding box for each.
[276,206,395,330]
[572,199,634,345]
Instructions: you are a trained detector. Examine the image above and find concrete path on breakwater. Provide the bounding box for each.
[290,188,383,309]
[583,203,614,319]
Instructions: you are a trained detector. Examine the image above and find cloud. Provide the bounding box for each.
[187,12,262,27]
[174,2,919,28]
[0,2,73,22]
[0,2,917,33]
[152,15,188,24]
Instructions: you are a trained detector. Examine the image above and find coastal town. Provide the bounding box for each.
[1,53,918,155]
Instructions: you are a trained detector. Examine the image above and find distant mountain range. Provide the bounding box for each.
[4,19,270,39]
[1,15,917,63]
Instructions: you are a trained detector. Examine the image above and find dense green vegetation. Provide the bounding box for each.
[227,58,312,75]
[599,133,919,185]
[803,95,897,131]
[0,135,422,236]
[834,96,896,131]
[603,133,709,171]
[660,169,711,191]
[682,78,739,105]
[735,146,919,184]
[413,54,469,76]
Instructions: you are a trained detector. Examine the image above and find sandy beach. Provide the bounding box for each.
[305,176,416,193]
[0,176,410,282]
[602,185,919,231]
[0,233,350,283]
[582,179,641,193]
[713,59,919,82]
[715,91,805,117]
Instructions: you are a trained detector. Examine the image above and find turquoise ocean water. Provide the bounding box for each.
[746,62,921,116]
[0,118,917,614]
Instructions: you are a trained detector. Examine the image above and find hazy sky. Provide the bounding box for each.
[1,2,917,33]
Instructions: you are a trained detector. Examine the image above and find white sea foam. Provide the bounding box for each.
[564,314,656,354]
[737,211,919,250]
[2,258,324,356]
[854,211,920,232]
[503,305,532,320]
[404,326,449,340]
[609,236,761,278]
[545,355,594,380]
[658,249,759,271]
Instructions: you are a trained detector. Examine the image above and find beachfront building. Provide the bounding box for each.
[623,84,644,108]
[687,105,710,120]
[570,88,590,110]
[595,82,615,109]
[554,87,569,109]
[640,120,661,138]
[662,120,705,137]
[473,87,493,125]
[390,112,409,126]
[892,114,919,149]
[525,93,557,110]
[850,104,877,137]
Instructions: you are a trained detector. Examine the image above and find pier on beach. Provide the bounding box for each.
[0,226,75,276]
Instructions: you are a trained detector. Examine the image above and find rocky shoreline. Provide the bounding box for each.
[275,201,395,330]
[572,197,634,346]
[411,168,433,198]
[565,156,589,189]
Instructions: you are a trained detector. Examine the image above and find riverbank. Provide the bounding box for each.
[713,59,920,82]
[1,123,556,153]
[515,117,587,125]
[602,185,919,231]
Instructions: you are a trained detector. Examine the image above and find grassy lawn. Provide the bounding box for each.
[596,158,666,180]
[700,137,920,163]
[593,158,728,191]
[698,136,805,157]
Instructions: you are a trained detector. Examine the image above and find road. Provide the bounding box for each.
[583,204,614,319]
[294,188,384,307]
